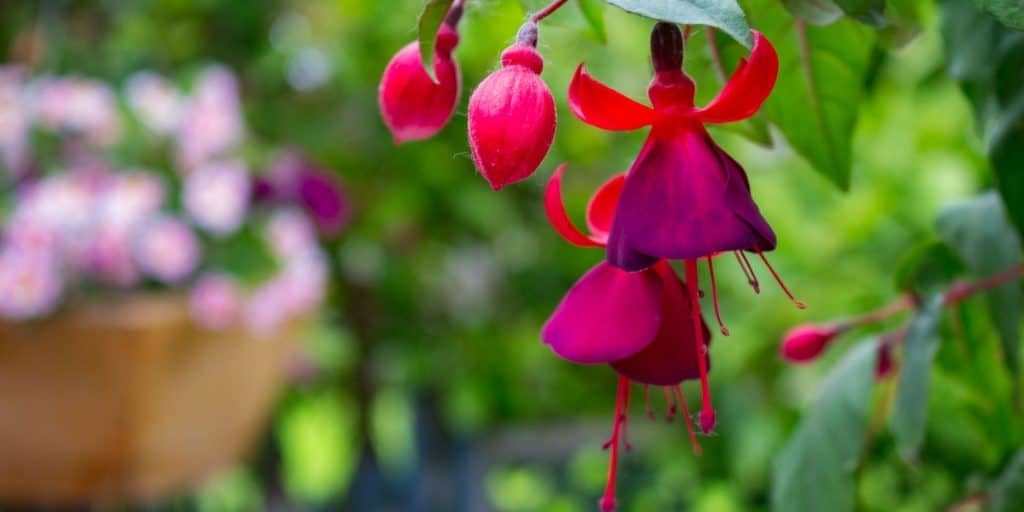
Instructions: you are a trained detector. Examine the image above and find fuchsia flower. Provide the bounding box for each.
[468,22,556,190]
[780,323,844,363]
[541,165,710,510]
[378,6,463,144]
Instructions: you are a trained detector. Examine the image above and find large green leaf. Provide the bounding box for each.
[974,0,1024,30]
[890,296,945,461]
[603,0,755,48]
[991,450,1024,512]
[771,339,877,512]
[578,0,608,43]
[417,0,454,81]
[743,0,874,190]
[940,0,1024,238]
[937,192,1023,382]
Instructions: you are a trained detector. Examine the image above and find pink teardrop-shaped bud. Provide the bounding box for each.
[378,24,461,144]
[780,323,844,363]
[467,41,556,190]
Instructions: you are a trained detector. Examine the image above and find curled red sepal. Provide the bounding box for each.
[586,173,625,240]
[569,64,658,131]
[544,164,605,247]
[693,31,779,124]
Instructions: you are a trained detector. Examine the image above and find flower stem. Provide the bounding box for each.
[944,263,1024,305]
[531,0,570,22]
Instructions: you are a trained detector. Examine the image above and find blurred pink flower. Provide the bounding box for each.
[0,67,30,179]
[125,71,184,136]
[97,171,166,230]
[30,76,121,146]
[134,215,201,284]
[184,160,250,236]
[265,207,317,260]
[278,253,328,317]
[244,279,289,337]
[79,225,139,287]
[190,273,242,330]
[259,151,351,237]
[177,66,243,169]
[0,247,63,320]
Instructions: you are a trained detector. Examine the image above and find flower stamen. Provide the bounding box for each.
[600,376,631,512]
[734,251,760,294]
[706,256,729,336]
[756,251,806,309]
[662,386,677,422]
[672,385,702,455]
[684,259,716,434]
[644,385,654,421]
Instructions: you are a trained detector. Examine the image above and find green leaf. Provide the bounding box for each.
[936,192,1023,380]
[991,450,1024,512]
[771,339,878,512]
[877,0,923,49]
[890,295,944,461]
[781,0,843,26]
[974,0,1024,30]
[940,0,1024,238]
[603,0,755,48]
[742,0,874,190]
[578,0,608,43]
[417,0,454,81]
[894,239,965,295]
[834,0,886,27]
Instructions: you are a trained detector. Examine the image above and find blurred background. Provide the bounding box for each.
[0,0,1002,511]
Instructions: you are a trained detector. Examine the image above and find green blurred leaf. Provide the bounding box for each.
[940,0,1024,238]
[744,0,874,190]
[877,0,923,48]
[990,450,1024,512]
[772,339,877,512]
[578,0,608,43]
[781,0,843,26]
[936,191,1022,381]
[603,0,755,48]
[890,295,944,461]
[418,0,454,81]
[894,239,965,295]
[974,0,1024,30]
[834,0,886,27]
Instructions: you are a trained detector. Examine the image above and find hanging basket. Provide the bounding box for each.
[0,294,297,506]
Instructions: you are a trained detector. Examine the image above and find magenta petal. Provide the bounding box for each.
[541,262,662,364]
[611,261,711,386]
[607,128,775,271]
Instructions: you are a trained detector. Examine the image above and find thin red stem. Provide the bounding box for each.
[684,260,714,428]
[600,376,631,512]
[944,263,1024,305]
[531,0,570,22]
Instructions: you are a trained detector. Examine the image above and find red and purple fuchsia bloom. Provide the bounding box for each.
[543,23,806,510]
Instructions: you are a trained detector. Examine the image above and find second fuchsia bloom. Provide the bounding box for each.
[378,7,462,144]
[468,22,556,190]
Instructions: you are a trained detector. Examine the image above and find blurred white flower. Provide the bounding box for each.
[190,273,242,330]
[244,279,289,337]
[79,225,139,287]
[286,47,332,92]
[97,171,166,231]
[15,172,99,237]
[184,159,250,236]
[0,247,62,320]
[264,207,317,260]
[30,76,121,146]
[177,65,243,169]
[125,71,184,135]
[0,67,30,179]
[278,252,328,317]
[134,215,200,284]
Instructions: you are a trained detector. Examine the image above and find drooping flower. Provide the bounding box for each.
[467,22,556,190]
[190,273,242,330]
[541,165,710,511]
[0,246,62,320]
[134,215,201,284]
[378,5,463,144]
[183,159,251,236]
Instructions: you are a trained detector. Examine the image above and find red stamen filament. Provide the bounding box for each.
[531,0,570,22]
[662,387,677,421]
[644,385,654,421]
[735,251,760,294]
[600,376,631,512]
[684,259,715,433]
[672,385,702,456]
[706,256,730,336]
[756,251,806,309]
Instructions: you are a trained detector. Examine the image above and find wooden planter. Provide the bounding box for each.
[0,294,297,506]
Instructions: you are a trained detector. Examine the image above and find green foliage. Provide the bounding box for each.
[990,450,1024,512]
[894,240,965,295]
[937,192,1023,381]
[602,0,755,47]
[973,0,1024,30]
[891,296,945,461]
[771,339,878,512]
[417,0,454,81]
[578,0,608,42]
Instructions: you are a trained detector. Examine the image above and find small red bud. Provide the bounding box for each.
[378,24,461,144]
[780,324,843,363]
[467,42,556,190]
[875,342,894,380]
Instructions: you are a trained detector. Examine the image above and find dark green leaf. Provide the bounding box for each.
[890,295,944,461]
[974,0,1024,30]
[743,0,874,190]
[894,240,965,295]
[771,339,877,512]
[937,191,1023,380]
[991,450,1024,512]
[940,0,1024,238]
[834,0,886,27]
[603,0,754,48]
[578,0,608,43]
[417,0,454,81]
[877,0,923,48]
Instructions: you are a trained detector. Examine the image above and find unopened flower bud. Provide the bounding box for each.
[468,33,556,190]
[378,24,461,144]
[780,323,844,363]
